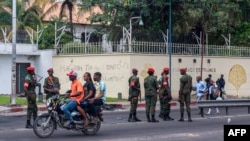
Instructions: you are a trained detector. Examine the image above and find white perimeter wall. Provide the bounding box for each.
[53,54,250,99]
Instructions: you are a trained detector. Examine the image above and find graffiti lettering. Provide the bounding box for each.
[172,67,216,73]
[103,75,124,82]
[60,65,83,72]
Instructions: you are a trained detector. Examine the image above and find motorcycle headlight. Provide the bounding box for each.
[46,98,52,107]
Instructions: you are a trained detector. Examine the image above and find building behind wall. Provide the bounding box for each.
[0,43,54,95]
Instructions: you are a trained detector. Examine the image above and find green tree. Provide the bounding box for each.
[0,0,43,43]
[59,0,75,40]
[38,22,72,49]
[79,0,170,41]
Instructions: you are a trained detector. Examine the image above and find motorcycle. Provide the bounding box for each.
[33,94,103,138]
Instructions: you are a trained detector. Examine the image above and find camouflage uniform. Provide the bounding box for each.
[43,76,60,100]
[128,75,141,122]
[24,74,38,126]
[144,75,158,122]
[158,74,174,120]
[157,77,164,117]
[179,73,193,122]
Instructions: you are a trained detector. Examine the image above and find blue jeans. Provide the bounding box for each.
[61,100,77,123]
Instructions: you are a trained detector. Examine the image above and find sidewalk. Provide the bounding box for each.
[0,100,198,116]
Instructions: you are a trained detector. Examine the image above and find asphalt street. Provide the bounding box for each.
[0,107,250,141]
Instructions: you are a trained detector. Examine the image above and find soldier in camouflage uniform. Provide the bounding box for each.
[144,68,159,122]
[43,68,60,100]
[23,66,38,128]
[128,68,141,122]
[158,67,174,121]
[178,68,193,122]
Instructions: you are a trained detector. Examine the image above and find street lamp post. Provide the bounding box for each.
[128,16,143,52]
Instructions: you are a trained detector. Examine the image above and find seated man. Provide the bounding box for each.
[61,70,84,127]
[88,72,106,116]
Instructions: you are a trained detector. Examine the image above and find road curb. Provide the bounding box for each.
[0,101,198,114]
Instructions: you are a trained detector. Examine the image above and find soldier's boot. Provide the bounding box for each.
[151,114,159,122]
[163,114,167,121]
[159,112,163,118]
[165,113,174,121]
[187,112,193,122]
[146,114,151,122]
[178,112,184,122]
[128,113,135,122]
[133,113,141,122]
[25,120,33,128]
[163,113,174,121]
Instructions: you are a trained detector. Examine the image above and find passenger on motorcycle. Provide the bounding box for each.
[61,70,84,127]
[77,72,96,127]
[88,72,106,116]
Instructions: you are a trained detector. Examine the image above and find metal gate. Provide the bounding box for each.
[16,63,30,94]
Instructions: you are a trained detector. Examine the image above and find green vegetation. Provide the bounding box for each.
[0,95,126,106]
[106,97,127,102]
[0,0,250,49]
[60,42,103,54]
[0,96,27,105]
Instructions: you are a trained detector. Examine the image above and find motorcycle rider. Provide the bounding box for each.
[77,72,96,127]
[61,70,84,127]
[88,72,106,117]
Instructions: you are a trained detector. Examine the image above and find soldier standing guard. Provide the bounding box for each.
[128,68,141,122]
[144,68,159,122]
[23,66,38,128]
[43,68,61,100]
[178,67,193,122]
[158,67,174,121]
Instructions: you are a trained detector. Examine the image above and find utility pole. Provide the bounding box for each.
[168,0,172,93]
[11,0,17,105]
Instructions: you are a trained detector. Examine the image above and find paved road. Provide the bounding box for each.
[0,107,250,141]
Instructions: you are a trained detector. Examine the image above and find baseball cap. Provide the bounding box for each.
[67,70,78,76]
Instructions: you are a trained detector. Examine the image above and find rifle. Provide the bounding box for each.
[33,73,43,94]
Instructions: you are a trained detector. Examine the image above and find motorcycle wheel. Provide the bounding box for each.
[82,120,101,135]
[33,116,55,138]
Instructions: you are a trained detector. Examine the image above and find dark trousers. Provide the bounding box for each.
[89,99,104,116]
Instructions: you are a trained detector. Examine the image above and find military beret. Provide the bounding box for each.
[27,66,35,71]
[179,67,187,72]
[148,68,155,73]
[163,67,170,73]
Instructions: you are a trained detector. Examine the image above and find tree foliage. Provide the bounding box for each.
[38,22,72,49]
[78,0,250,45]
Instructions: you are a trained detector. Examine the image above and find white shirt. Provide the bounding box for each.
[209,84,218,95]
[194,80,206,97]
